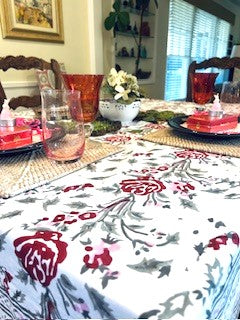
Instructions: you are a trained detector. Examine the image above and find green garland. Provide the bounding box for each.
[91,110,187,136]
[135,110,186,123]
[92,117,121,136]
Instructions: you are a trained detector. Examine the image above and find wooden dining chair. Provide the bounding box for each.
[0,55,63,116]
[186,57,240,101]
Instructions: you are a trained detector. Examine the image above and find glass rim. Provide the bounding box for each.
[193,72,219,75]
[62,74,104,77]
[40,88,81,94]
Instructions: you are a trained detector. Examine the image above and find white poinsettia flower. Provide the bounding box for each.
[114,85,131,101]
[103,67,143,103]
[118,70,127,79]
[126,74,137,83]
[107,68,118,86]
[108,68,126,87]
[132,90,140,96]
[109,68,118,76]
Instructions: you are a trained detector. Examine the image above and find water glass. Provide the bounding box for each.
[41,89,85,162]
[221,81,240,103]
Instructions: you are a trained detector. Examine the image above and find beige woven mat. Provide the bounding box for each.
[142,128,240,158]
[0,141,122,199]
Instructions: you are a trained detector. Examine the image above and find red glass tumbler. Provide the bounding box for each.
[190,72,218,104]
[62,74,104,123]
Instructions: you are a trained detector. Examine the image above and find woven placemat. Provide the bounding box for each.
[0,141,122,199]
[142,128,240,158]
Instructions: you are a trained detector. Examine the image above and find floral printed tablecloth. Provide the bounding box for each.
[0,99,240,320]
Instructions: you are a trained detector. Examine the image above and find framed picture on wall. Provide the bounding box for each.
[0,0,64,43]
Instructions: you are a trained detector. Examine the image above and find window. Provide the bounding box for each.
[164,0,231,101]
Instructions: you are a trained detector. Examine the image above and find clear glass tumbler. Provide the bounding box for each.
[221,81,240,103]
[41,89,85,162]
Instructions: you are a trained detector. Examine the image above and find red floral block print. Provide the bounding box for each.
[63,185,80,192]
[14,231,68,287]
[120,176,166,195]
[105,135,131,143]
[208,235,228,250]
[63,183,94,192]
[145,123,166,130]
[78,212,97,220]
[83,246,112,269]
[208,233,239,250]
[232,233,239,246]
[175,150,209,159]
[82,183,94,189]
[3,271,13,294]
[52,214,65,223]
[171,182,195,194]
[133,152,153,157]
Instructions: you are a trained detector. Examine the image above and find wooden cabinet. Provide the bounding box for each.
[114,5,157,84]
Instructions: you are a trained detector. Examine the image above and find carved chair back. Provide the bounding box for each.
[0,55,63,114]
[186,57,240,101]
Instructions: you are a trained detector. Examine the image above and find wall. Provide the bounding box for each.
[102,0,115,75]
[212,0,240,44]
[141,0,169,99]
[0,0,103,98]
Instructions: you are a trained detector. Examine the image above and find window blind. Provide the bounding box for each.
[165,0,230,101]
[185,0,235,25]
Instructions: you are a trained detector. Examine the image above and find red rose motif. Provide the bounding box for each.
[14,231,68,287]
[83,246,112,269]
[175,150,208,159]
[120,176,166,195]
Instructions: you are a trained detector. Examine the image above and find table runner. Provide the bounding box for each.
[0,140,122,199]
[142,128,240,158]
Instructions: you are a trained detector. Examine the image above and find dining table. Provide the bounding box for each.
[0,99,240,320]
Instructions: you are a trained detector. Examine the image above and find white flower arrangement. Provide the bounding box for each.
[101,68,142,104]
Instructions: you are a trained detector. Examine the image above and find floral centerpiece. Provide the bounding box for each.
[101,68,142,104]
[100,68,143,125]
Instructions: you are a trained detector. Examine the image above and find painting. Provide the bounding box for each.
[0,0,64,43]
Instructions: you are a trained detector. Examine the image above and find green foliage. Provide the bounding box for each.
[104,0,130,32]
[92,117,121,136]
[104,0,158,32]
[153,0,158,8]
[104,0,159,76]
[135,110,186,123]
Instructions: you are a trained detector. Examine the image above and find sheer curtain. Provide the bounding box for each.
[164,0,231,101]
